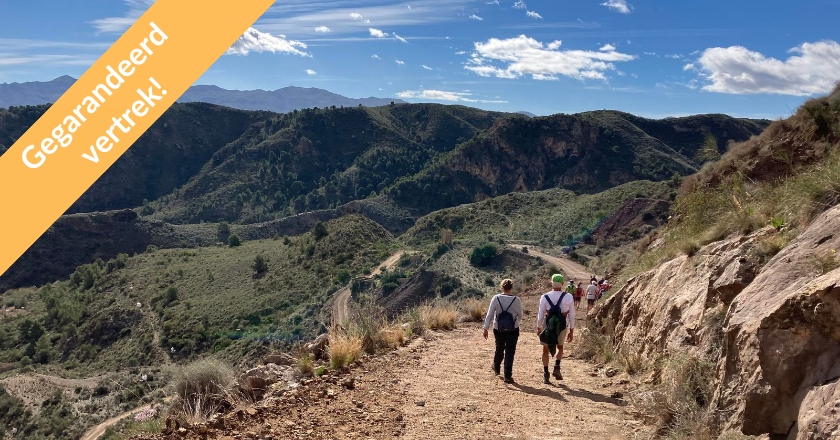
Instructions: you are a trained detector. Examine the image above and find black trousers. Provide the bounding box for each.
[493,328,520,379]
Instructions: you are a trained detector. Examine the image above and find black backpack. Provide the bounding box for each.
[544,293,568,332]
[496,296,518,332]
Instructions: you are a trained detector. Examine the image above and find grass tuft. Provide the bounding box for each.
[419,302,459,331]
[461,298,486,322]
[328,329,362,369]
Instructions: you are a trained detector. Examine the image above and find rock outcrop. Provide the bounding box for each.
[594,204,840,439]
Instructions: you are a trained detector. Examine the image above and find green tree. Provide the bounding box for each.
[228,233,242,247]
[34,334,52,364]
[469,244,498,267]
[312,222,328,241]
[252,255,268,274]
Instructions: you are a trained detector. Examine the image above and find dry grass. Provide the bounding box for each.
[574,326,616,364]
[618,345,646,375]
[171,359,235,424]
[811,249,840,275]
[376,321,407,349]
[633,352,717,439]
[296,351,314,377]
[461,298,486,322]
[328,329,362,369]
[419,302,459,330]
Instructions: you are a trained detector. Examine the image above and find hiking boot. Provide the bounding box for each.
[492,364,500,376]
[504,377,514,384]
[553,365,563,380]
[543,371,551,384]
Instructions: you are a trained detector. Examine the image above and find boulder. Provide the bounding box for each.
[238,364,295,400]
[306,334,329,359]
[263,352,296,366]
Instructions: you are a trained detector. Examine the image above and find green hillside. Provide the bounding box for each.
[404,180,673,247]
[387,111,768,214]
[0,215,396,374]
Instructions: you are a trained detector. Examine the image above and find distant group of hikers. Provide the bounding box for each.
[481,273,611,384]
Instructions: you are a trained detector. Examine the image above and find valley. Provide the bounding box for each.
[0,84,837,440]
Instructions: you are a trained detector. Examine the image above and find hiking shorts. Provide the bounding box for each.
[542,329,569,347]
[587,298,595,307]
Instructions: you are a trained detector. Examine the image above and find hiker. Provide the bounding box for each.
[566,279,576,296]
[586,280,599,312]
[483,278,523,384]
[574,282,584,309]
[537,274,575,384]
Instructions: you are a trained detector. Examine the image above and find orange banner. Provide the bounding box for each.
[0,0,274,275]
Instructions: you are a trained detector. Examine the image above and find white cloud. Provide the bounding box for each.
[396,89,507,103]
[372,54,381,59]
[227,27,310,57]
[350,12,364,20]
[526,11,543,19]
[601,0,632,14]
[395,59,405,65]
[89,0,154,33]
[693,40,840,96]
[306,69,317,75]
[486,0,500,4]
[643,51,657,56]
[314,26,331,33]
[666,54,682,59]
[422,64,433,70]
[469,14,483,21]
[455,50,468,55]
[600,44,616,51]
[369,28,389,38]
[513,1,527,9]
[407,4,412,9]
[464,34,636,81]
[394,33,409,43]
[683,62,695,71]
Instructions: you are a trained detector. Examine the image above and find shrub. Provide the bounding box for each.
[419,302,458,330]
[634,352,717,439]
[228,234,242,247]
[297,352,313,376]
[328,331,362,369]
[433,243,451,258]
[469,243,498,267]
[312,222,329,241]
[376,321,407,350]
[574,327,615,364]
[521,246,529,253]
[217,222,230,237]
[251,255,268,274]
[172,359,234,423]
[679,241,700,257]
[461,298,486,322]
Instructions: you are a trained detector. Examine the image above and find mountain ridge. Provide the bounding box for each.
[0,76,406,112]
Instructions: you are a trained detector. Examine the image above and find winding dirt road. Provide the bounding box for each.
[510,245,592,282]
[80,402,157,440]
[331,251,405,327]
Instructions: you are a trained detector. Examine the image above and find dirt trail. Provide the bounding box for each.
[80,402,158,440]
[331,251,405,327]
[511,245,592,282]
[181,290,639,440]
[398,292,634,440]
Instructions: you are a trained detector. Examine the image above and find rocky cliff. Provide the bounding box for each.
[594,204,840,439]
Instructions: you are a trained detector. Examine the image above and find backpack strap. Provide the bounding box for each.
[544,294,556,309]
[500,296,516,312]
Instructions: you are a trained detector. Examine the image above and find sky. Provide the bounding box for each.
[1,0,840,119]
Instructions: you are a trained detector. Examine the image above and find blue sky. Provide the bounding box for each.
[1,0,839,119]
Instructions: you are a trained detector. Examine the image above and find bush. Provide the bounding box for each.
[297,352,313,376]
[469,243,498,267]
[173,359,234,423]
[228,234,242,247]
[461,298,486,322]
[328,331,362,369]
[433,243,451,258]
[312,222,329,241]
[679,241,700,257]
[251,255,268,274]
[419,302,458,330]
[634,352,717,439]
[217,222,230,237]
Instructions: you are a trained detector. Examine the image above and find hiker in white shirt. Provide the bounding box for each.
[483,278,522,384]
[586,280,600,312]
[536,273,575,384]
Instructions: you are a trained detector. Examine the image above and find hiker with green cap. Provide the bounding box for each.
[537,273,575,384]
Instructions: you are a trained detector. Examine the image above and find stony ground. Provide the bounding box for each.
[141,290,649,440]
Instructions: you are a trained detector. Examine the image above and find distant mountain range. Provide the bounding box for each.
[0,76,405,112]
